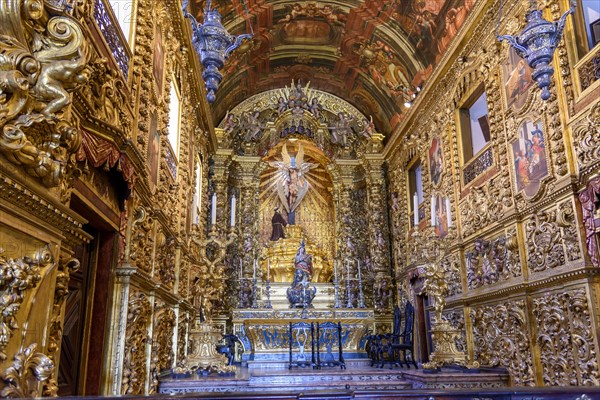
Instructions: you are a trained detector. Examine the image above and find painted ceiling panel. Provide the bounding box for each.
[188,0,476,140]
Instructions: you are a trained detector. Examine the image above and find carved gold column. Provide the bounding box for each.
[330,161,357,305]
[210,150,233,237]
[364,154,393,312]
[233,157,264,309]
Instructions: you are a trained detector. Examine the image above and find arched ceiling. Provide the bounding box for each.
[188,0,477,140]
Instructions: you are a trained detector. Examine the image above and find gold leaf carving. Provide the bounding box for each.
[471,300,535,386]
[572,102,600,173]
[0,1,89,186]
[0,249,48,361]
[533,289,600,385]
[122,292,151,395]
[0,343,54,398]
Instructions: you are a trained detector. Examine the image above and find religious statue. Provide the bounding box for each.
[269,143,317,225]
[270,206,287,241]
[286,241,317,308]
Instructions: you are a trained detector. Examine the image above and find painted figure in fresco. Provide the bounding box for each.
[429,137,443,186]
[512,121,548,196]
[270,206,287,241]
[515,150,530,188]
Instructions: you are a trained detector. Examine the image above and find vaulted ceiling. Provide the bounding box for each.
[189,0,476,139]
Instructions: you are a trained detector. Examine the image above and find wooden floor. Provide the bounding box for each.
[158,362,510,395]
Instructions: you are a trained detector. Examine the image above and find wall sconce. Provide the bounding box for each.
[497,0,576,101]
[182,0,253,103]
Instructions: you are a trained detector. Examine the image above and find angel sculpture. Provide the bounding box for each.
[268,143,317,225]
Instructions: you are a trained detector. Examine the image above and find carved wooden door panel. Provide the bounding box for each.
[58,235,97,396]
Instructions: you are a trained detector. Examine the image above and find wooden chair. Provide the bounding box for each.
[381,302,417,369]
[394,302,417,368]
[288,321,316,369]
[378,305,402,368]
[316,322,345,369]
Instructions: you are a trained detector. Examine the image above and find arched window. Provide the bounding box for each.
[108,0,137,47]
[167,80,181,161]
[192,157,203,225]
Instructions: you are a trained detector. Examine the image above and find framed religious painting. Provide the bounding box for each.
[503,47,534,112]
[429,136,443,187]
[147,111,160,188]
[511,119,549,198]
[432,193,450,239]
[153,25,165,96]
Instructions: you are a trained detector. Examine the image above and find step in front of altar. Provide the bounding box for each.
[247,358,372,370]
[158,366,412,394]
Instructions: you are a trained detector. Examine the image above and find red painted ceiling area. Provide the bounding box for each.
[190,0,476,137]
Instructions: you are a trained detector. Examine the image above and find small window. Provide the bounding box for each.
[167,80,181,160]
[408,161,423,224]
[192,158,202,225]
[459,90,490,162]
[108,0,135,46]
[582,0,600,49]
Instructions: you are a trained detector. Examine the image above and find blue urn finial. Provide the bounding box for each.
[497,0,576,101]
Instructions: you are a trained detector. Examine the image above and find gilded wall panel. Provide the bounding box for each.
[525,199,582,273]
[121,292,151,395]
[465,228,521,290]
[471,299,535,386]
[532,288,599,386]
[150,306,176,393]
[571,102,600,177]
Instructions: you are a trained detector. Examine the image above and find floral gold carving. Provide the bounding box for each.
[466,229,521,289]
[526,200,581,272]
[150,307,175,393]
[0,343,54,398]
[471,300,535,386]
[572,102,600,174]
[0,0,89,186]
[122,292,151,395]
[533,288,600,386]
[460,174,513,238]
[0,248,49,361]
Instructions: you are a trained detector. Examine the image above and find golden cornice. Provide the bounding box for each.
[443,266,599,308]
[0,173,90,247]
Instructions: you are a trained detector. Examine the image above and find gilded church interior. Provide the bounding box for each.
[0,0,599,397]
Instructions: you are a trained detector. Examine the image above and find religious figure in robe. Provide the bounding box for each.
[270,206,287,241]
[287,241,316,308]
[268,143,317,224]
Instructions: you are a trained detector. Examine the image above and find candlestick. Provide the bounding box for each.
[346,260,353,308]
[431,195,436,227]
[230,194,236,227]
[239,259,243,281]
[267,258,270,281]
[333,260,341,308]
[446,197,452,227]
[211,192,217,226]
[252,258,256,281]
[357,259,365,308]
[413,192,419,227]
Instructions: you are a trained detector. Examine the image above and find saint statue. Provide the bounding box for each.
[269,143,317,225]
[270,206,287,241]
[286,241,317,308]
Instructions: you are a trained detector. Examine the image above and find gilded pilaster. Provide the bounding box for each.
[363,155,393,311]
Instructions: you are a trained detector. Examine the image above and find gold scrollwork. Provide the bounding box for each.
[0,1,89,187]
[0,343,54,398]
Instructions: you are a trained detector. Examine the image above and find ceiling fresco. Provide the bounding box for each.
[189,0,477,140]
